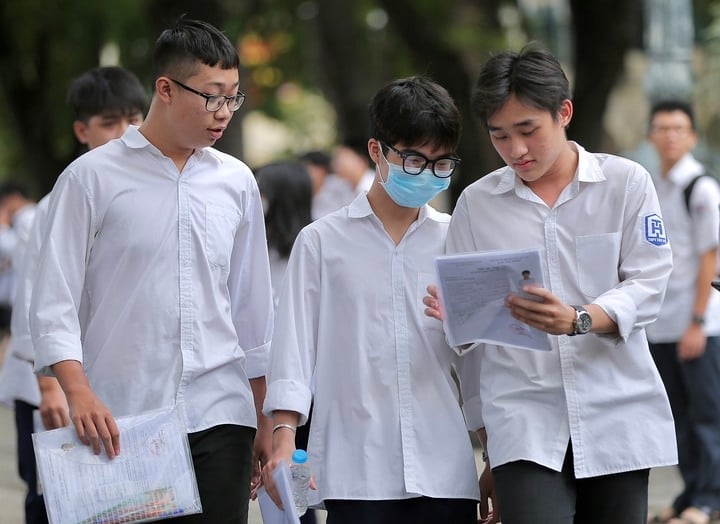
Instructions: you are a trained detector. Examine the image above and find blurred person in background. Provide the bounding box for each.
[331,138,375,198]
[299,150,353,220]
[645,100,720,524]
[0,65,147,524]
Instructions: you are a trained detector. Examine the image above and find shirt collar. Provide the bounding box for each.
[347,192,447,224]
[668,153,704,186]
[491,141,605,196]
[121,126,225,167]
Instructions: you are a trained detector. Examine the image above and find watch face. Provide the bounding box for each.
[577,312,592,334]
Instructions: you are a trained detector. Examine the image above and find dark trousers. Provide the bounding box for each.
[492,446,649,524]
[169,424,255,523]
[650,338,720,513]
[324,497,477,524]
[15,400,48,524]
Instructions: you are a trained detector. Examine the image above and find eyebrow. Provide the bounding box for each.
[203,81,240,91]
[488,119,538,132]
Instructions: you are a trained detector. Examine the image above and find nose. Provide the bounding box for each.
[510,137,528,160]
[214,101,233,119]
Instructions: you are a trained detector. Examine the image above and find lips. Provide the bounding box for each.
[208,128,225,140]
[514,159,534,170]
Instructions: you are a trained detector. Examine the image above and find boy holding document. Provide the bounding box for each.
[29,18,274,523]
[425,44,676,524]
[261,76,481,523]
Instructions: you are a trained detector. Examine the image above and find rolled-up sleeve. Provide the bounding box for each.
[263,229,318,426]
[593,169,673,341]
[229,181,274,379]
[30,172,93,376]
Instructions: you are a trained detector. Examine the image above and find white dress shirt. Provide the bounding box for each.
[264,194,481,505]
[0,202,39,407]
[646,153,720,341]
[453,143,676,478]
[30,126,274,433]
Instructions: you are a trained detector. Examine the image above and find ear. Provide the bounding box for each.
[155,77,173,104]
[73,120,89,145]
[559,99,573,129]
[367,138,382,165]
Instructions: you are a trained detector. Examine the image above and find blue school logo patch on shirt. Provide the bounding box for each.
[644,213,668,246]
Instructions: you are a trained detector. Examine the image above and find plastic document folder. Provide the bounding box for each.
[33,406,201,523]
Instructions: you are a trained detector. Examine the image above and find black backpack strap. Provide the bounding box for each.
[683,174,707,214]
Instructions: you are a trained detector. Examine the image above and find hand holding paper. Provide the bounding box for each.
[434,248,550,352]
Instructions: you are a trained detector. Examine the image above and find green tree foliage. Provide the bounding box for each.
[0,0,152,196]
[0,0,671,203]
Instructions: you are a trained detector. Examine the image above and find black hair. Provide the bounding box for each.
[369,76,461,152]
[66,66,148,122]
[152,17,240,82]
[471,43,571,126]
[256,161,313,259]
[0,181,30,201]
[649,99,696,130]
[298,150,332,172]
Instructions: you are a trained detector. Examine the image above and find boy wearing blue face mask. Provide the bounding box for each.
[260,77,481,523]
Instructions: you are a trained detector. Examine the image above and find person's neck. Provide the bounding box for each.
[659,158,681,179]
[138,114,194,173]
[366,183,420,245]
[524,142,578,208]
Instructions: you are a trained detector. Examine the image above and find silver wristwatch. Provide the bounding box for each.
[569,305,592,336]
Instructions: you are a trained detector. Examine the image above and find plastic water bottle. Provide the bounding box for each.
[290,449,311,516]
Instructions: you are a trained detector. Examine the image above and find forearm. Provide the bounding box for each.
[693,248,717,320]
[476,427,488,450]
[476,426,489,464]
[272,409,300,428]
[250,376,269,421]
[51,359,92,398]
[585,304,618,335]
[37,374,62,395]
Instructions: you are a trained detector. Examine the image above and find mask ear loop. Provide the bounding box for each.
[375,145,391,185]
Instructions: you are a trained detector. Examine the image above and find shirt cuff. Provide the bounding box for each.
[243,340,270,379]
[32,334,83,377]
[462,392,484,431]
[263,379,313,426]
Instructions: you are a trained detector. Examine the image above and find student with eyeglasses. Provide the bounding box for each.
[261,76,480,523]
[645,100,720,524]
[29,18,274,523]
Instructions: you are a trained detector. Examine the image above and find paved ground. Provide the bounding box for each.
[0,341,687,524]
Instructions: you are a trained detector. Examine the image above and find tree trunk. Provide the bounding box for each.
[568,0,643,151]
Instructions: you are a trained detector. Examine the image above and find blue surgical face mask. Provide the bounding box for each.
[378,149,450,208]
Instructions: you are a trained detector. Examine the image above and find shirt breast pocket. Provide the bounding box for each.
[575,232,621,299]
[205,203,241,270]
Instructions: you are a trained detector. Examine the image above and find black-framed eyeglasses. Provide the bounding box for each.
[382,142,460,179]
[170,79,246,112]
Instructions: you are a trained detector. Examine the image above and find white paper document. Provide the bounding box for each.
[257,461,300,524]
[435,248,550,352]
[33,406,201,524]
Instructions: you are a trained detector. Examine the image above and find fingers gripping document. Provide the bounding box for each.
[257,462,301,524]
[32,406,201,524]
[434,248,550,353]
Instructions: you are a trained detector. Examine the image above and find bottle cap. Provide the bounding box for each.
[292,449,308,464]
